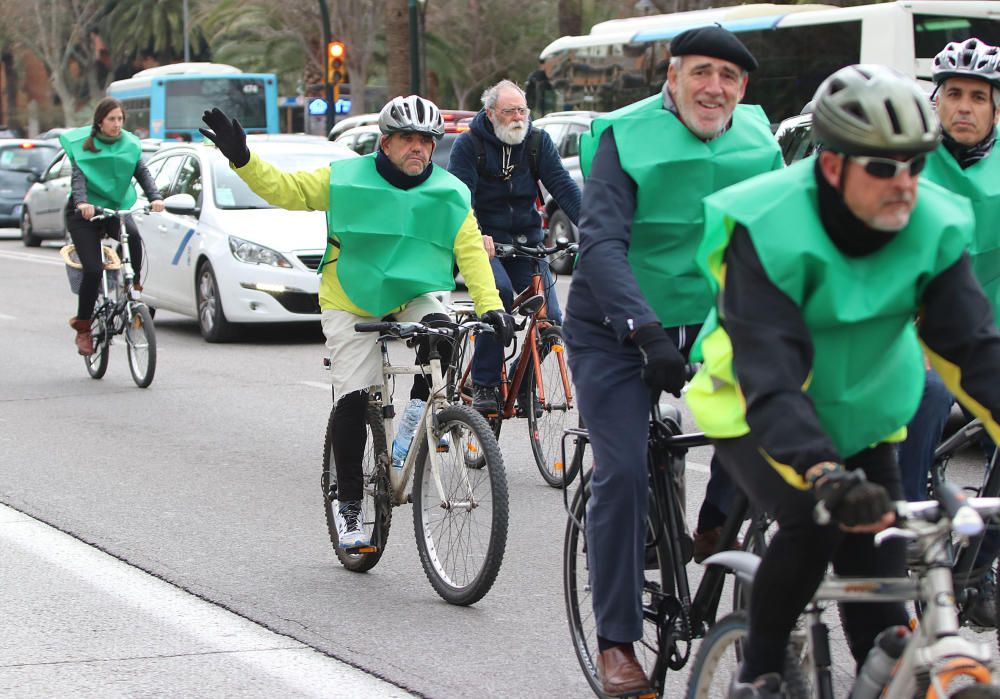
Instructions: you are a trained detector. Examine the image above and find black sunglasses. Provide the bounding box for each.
[851,154,927,179]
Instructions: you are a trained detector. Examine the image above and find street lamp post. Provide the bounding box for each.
[408,0,420,94]
[183,0,190,63]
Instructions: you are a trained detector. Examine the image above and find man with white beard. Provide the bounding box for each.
[448,80,581,415]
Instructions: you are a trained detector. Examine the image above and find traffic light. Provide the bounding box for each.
[327,41,346,85]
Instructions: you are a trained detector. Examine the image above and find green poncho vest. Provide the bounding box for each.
[579,96,783,327]
[59,126,141,210]
[687,157,973,458]
[320,155,468,317]
[923,144,1000,322]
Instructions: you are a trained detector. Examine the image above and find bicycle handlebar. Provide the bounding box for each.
[494,237,578,260]
[90,205,150,222]
[354,319,495,339]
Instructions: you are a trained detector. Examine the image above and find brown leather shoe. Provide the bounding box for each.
[596,645,652,697]
[693,527,722,564]
[69,316,94,356]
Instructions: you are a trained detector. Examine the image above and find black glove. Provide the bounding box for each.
[811,464,893,528]
[482,309,516,347]
[199,108,250,168]
[632,323,686,397]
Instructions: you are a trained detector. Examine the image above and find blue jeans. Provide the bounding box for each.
[470,255,562,387]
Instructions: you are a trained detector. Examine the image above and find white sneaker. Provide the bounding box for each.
[334,500,368,548]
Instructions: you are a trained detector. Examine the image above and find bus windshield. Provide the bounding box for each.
[165,78,268,132]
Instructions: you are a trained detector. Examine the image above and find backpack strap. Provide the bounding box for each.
[468,130,487,176]
[469,128,542,182]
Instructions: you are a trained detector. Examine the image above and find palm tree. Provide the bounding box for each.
[106,0,208,71]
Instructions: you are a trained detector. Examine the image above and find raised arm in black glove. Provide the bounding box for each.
[809,462,893,528]
[482,309,516,347]
[199,108,251,168]
[632,323,686,397]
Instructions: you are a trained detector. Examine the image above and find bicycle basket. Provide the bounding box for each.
[60,244,122,294]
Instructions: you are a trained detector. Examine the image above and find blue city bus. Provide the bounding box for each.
[107,62,279,141]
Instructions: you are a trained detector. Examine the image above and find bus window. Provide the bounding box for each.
[914,15,1000,59]
[122,97,152,139]
[164,78,269,133]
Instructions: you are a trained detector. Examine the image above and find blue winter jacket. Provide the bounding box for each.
[448,110,581,244]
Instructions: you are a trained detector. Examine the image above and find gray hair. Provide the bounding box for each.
[481,80,526,110]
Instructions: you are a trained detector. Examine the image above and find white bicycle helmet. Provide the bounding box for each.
[812,64,940,157]
[932,38,1000,88]
[378,95,445,140]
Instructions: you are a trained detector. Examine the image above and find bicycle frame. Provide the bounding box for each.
[91,209,143,335]
[370,329,479,509]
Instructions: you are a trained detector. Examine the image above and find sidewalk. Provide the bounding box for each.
[0,503,415,698]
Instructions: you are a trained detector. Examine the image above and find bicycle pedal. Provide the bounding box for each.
[345,544,378,554]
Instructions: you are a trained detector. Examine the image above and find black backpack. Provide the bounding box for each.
[466,128,543,184]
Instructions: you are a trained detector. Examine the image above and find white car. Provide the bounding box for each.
[135,135,359,341]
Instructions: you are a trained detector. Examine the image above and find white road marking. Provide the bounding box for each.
[0,504,413,697]
[0,312,15,320]
[0,250,64,266]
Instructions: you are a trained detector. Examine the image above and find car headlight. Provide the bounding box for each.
[228,236,292,268]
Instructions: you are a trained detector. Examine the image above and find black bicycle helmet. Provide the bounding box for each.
[378,95,445,140]
[812,64,940,157]
[932,38,1000,89]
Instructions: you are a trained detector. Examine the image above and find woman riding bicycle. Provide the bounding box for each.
[60,97,164,356]
[687,65,1000,698]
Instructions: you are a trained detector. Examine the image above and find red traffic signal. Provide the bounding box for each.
[327,41,346,85]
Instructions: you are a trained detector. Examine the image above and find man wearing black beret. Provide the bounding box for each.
[564,25,783,697]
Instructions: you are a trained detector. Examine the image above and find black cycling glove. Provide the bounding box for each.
[811,464,893,528]
[199,108,251,168]
[482,309,516,347]
[633,323,686,397]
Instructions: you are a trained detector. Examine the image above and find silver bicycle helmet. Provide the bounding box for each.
[812,64,940,156]
[378,95,445,140]
[932,38,1000,88]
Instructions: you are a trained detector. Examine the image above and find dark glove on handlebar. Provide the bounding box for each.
[633,323,686,397]
[482,310,516,347]
[199,108,251,168]
[812,466,893,528]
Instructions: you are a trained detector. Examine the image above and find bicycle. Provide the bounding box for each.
[689,479,1000,699]
[928,417,1000,638]
[319,317,509,606]
[62,206,156,388]
[449,237,580,487]
[563,398,773,698]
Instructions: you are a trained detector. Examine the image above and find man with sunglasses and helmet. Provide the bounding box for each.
[200,96,512,550]
[687,65,1000,697]
[896,38,1000,627]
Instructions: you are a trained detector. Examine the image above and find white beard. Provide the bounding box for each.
[494,119,528,145]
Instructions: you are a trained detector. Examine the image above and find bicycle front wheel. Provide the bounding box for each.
[322,398,392,573]
[564,475,674,698]
[126,304,157,388]
[412,404,509,605]
[85,312,110,379]
[528,325,580,487]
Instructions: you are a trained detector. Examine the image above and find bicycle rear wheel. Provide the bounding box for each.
[322,397,392,573]
[126,304,157,388]
[412,404,509,605]
[564,474,674,698]
[528,325,580,487]
[85,311,110,379]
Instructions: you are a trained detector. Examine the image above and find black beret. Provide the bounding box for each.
[669,26,758,72]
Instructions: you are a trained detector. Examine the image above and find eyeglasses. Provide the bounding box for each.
[851,154,927,179]
[498,107,530,117]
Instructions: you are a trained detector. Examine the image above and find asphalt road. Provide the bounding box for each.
[0,230,995,698]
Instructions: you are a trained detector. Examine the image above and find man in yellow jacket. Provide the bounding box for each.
[201,96,513,548]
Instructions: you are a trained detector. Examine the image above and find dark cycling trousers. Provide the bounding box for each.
[331,312,452,502]
[714,436,909,680]
[66,210,143,321]
[566,333,735,643]
[471,255,562,387]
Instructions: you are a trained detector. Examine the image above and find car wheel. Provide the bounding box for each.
[21,209,41,247]
[196,261,236,342]
[545,208,575,275]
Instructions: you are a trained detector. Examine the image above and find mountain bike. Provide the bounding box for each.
[319,318,509,606]
[689,479,1000,699]
[563,399,772,698]
[449,238,580,487]
[927,417,1000,639]
[65,207,156,388]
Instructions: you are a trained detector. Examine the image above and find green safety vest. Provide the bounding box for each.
[923,144,1000,322]
[687,157,973,458]
[579,96,782,327]
[59,126,141,210]
[321,155,468,317]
